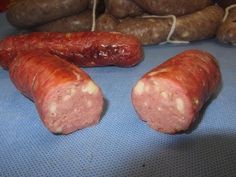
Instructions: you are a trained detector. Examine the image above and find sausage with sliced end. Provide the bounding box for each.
[6,0,88,28]
[133,0,213,16]
[34,10,93,32]
[131,50,221,134]
[96,5,224,45]
[217,6,236,44]
[9,51,104,134]
[104,0,143,18]
[0,31,143,69]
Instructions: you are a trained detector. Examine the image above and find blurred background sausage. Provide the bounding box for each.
[96,5,224,45]
[6,0,89,28]
[104,0,143,18]
[34,10,93,32]
[133,0,213,16]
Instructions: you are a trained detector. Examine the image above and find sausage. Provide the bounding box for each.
[0,31,143,69]
[9,51,104,134]
[96,5,224,45]
[34,10,93,32]
[217,6,236,44]
[96,14,119,32]
[133,0,213,16]
[214,0,236,8]
[104,0,143,18]
[131,50,221,134]
[6,0,88,28]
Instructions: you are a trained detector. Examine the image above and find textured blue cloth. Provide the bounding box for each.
[0,14,236,177]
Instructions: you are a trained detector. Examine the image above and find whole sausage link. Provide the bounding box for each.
[0,31,143,69]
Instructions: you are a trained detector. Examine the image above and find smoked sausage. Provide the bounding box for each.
[131,50,221,134]
[133,0,213,16]
[9,51,104,134]
[34,10,93,32]
[6,0,88,28]
[96,5,224,45]
[0,32,143,69]
[104,0,143,18]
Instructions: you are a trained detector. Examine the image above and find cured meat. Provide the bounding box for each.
[34,10,93,32]
[96,5,224,45]
[9,51,104,134]
[133,0,213,16]
[6,0,88,28]
[131,50,221,134]
[104,0,143,18]
[0,31,143,69]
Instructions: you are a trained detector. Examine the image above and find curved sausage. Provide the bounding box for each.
[9,51,104,134]
[133,0,213,16]
[6,0,88,28]
[217,6,236,44]
[34,10,93,32]
[96,5,224,45]
[132,50,221,134]
[0,31,143,69]
[104,0,143,18]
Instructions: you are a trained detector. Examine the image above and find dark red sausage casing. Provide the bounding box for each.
[9,51,104,134]
[0,32,143,69]
[131,50,221,134]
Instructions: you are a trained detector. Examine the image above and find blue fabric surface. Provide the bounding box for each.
[0,14,236,177]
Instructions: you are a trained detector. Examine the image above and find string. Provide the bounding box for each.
[141,15,189,44]
[222,4,236,22]
[91,0,97,31]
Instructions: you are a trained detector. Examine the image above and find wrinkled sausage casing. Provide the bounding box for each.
[132,50,221,134]
[34,10,93,32]
[96,5,224,45]
[133,0,213,16]
[6,0,88,28]
[0,31,143,69]
[9,51,104,134]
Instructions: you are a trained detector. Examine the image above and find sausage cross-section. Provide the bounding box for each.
[9,51,104,134]
[0,31,143,69]
[131,50,221,134]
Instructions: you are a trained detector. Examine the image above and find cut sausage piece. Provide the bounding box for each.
[6,0,89,28]
[133,0,213,16]
[217,6,236,44]
[0,31,143,69]
[131,50,221,134]
[9,51,104,134]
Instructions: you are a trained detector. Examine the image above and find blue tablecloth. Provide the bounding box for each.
[1,14,236,177]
